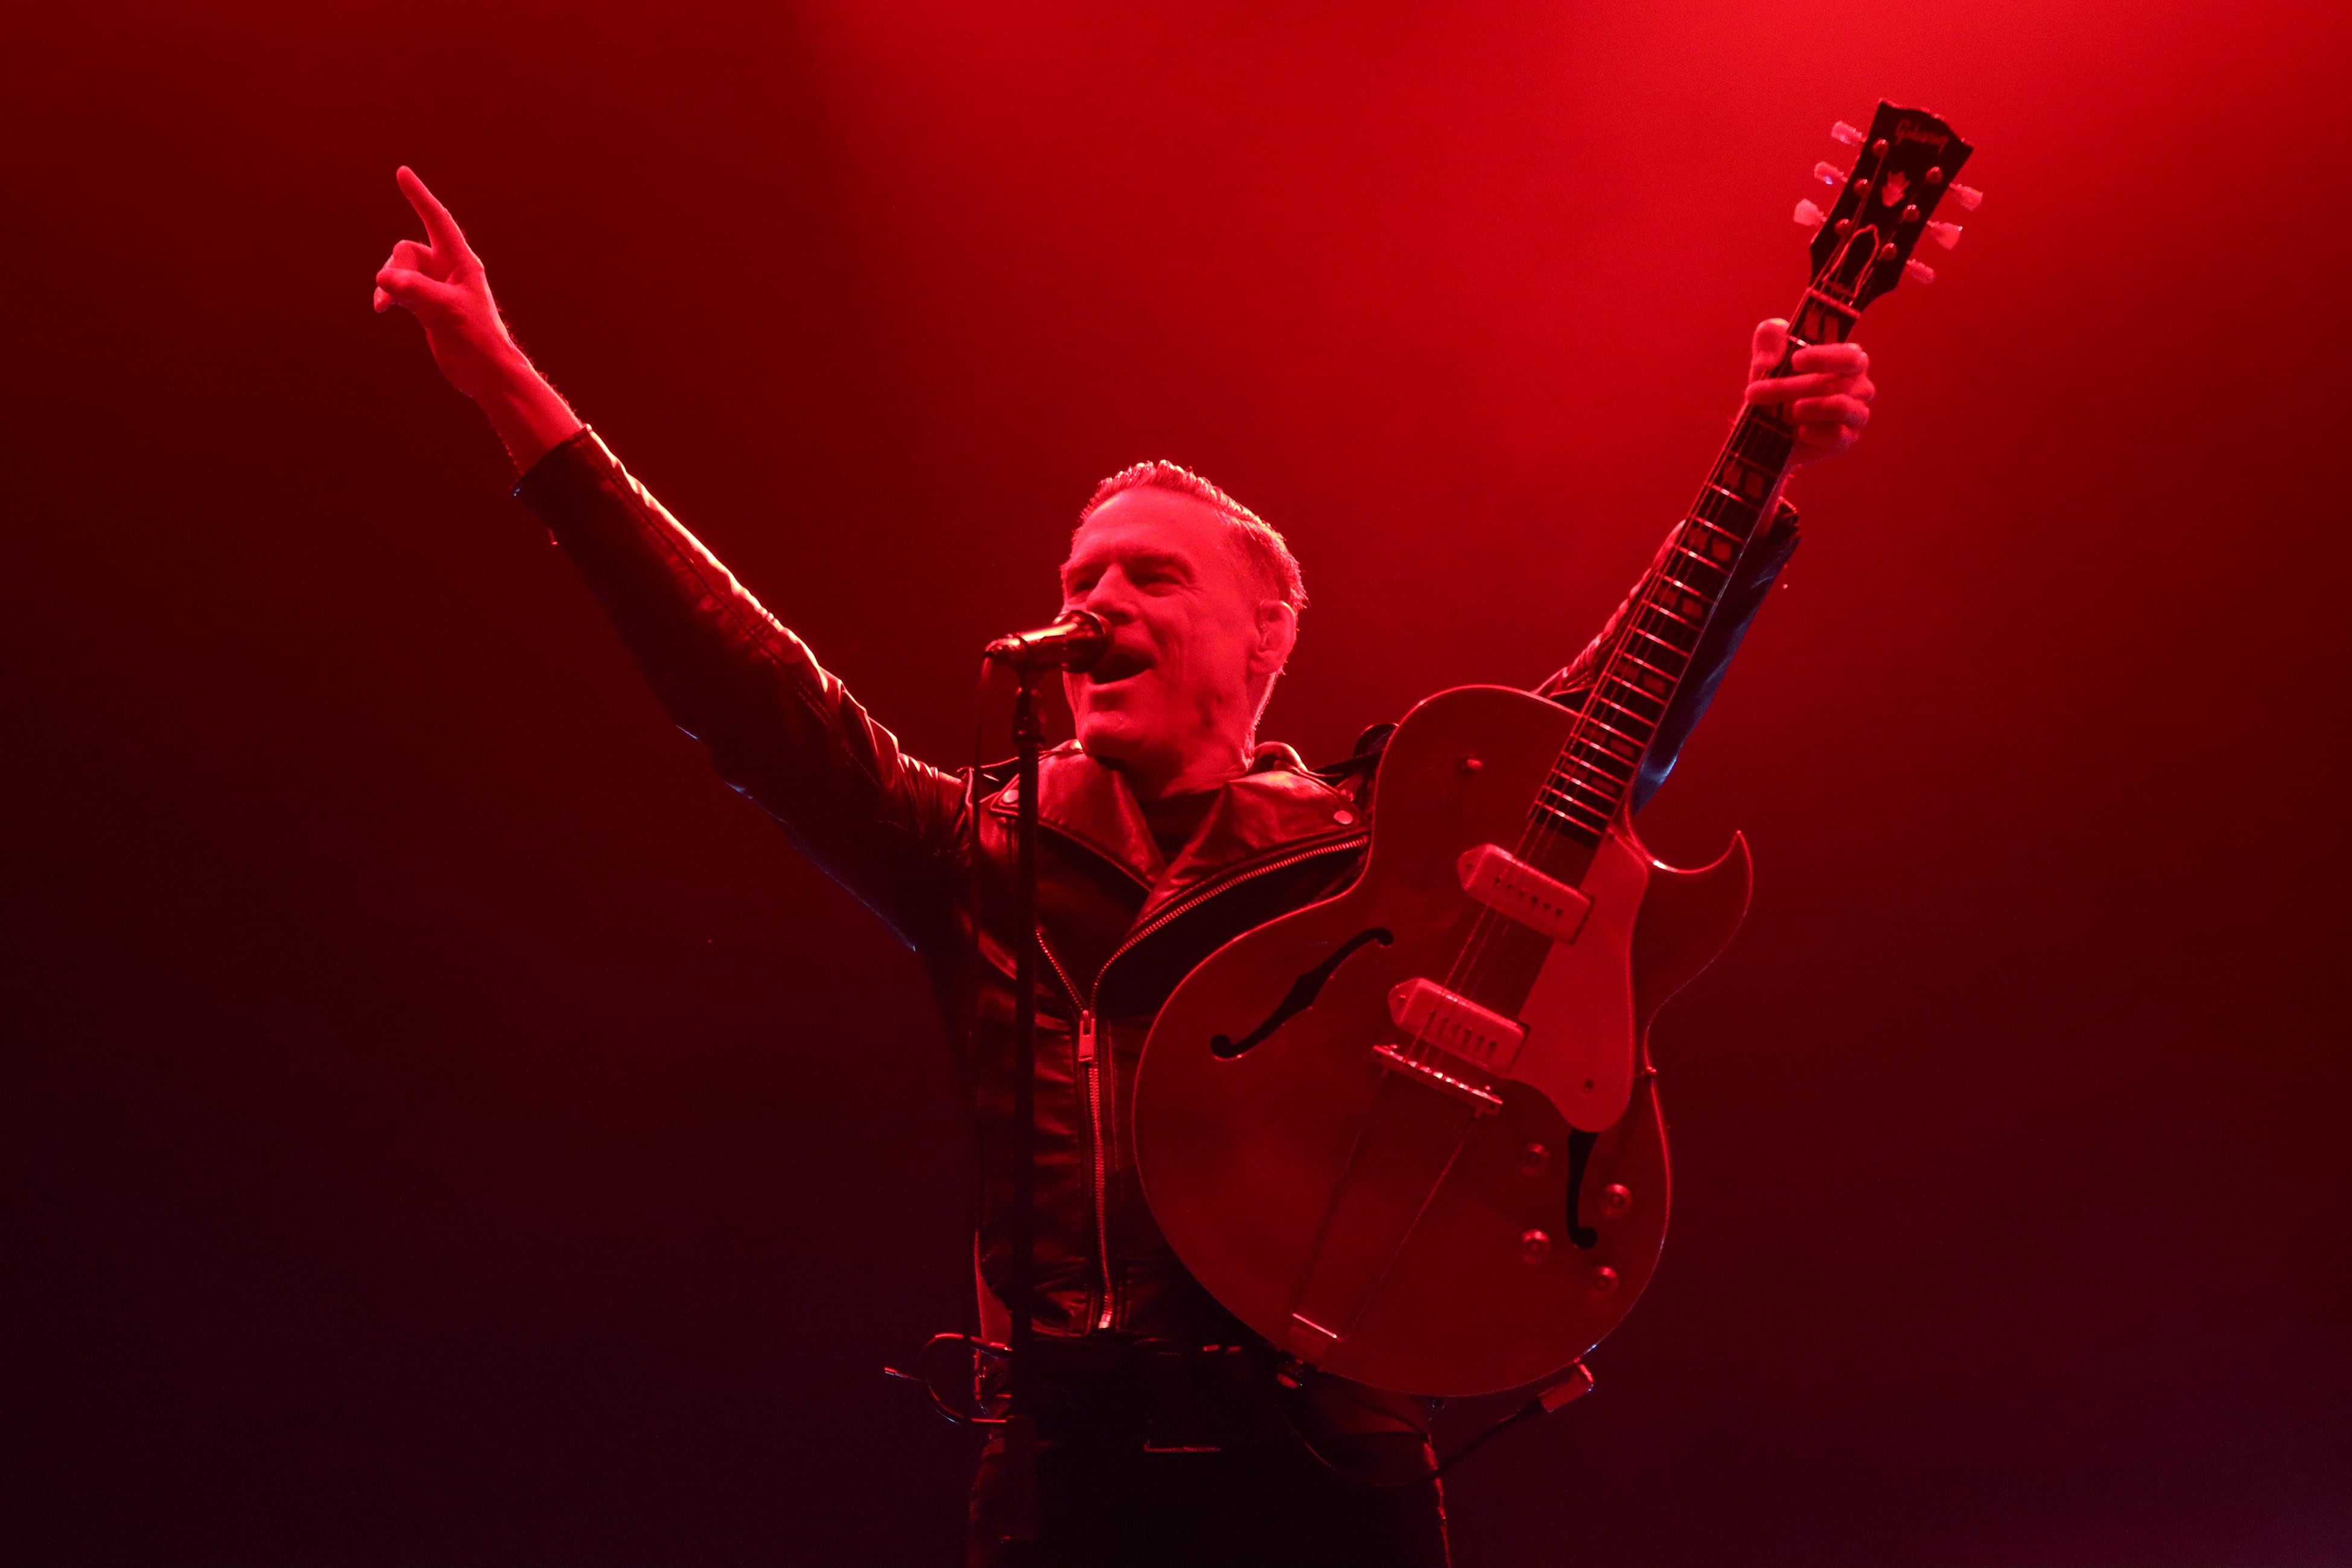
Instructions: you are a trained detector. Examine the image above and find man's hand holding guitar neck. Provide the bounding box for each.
[1744,317,1875,465]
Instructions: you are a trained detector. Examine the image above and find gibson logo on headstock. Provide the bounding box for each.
[1893,119,1950,151]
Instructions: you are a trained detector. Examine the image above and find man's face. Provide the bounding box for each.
[1058,489,1278,794]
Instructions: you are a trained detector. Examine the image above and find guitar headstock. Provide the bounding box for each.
[1793,101,1976,309]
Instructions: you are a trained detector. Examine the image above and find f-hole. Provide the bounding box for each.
[1210,928,1393,1059]
[1564,1129,1601,1249]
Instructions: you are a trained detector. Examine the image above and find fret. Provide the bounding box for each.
[1591,690,1661,731]
[1656,570,1719,604]
[1648,577,1708,613]
[1582,740,1640,773]
[1701,480,1764,518]
[1629,623,1697,659]
[1676,535,1740,573]
[1541,778,1616,817]
[1711,448,1779,505]
[1566,729,1639,770]
[1597,675,1665,719]
[1533,780,1609,822]
[1617,664,1676,703]
[1618,670,1674,705]
[1558,752,1633,793]
[1575,709,1648,751]
[1542,773,1615,809]
[1685,515,1744,548]
[1618,647,1684,684]
[1637,598,1702,632]
[1562,738,1637,780]
[1694,485,1762,532]
[1634,591,1702,627]
[1531,799,1606,841]
[1726,417,1794,475]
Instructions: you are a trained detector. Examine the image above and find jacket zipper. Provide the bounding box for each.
[1035,932,1117,1332]
[1029,831,1368,1335]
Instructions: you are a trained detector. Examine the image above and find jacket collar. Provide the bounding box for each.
[987,741,1365,912]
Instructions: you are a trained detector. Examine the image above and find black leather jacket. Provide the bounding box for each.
[516,428,1796,1363]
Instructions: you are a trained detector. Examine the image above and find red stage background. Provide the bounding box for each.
[6,2,2348,1562]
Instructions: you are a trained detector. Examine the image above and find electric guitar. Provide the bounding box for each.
[1132,103,1978,1398]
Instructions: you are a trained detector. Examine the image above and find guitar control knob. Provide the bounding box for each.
[1600,1183,1633,1218]
[1520,1229,1552,1263]
[1589,1265,1620,1295]
[1518,1141,1549,1175]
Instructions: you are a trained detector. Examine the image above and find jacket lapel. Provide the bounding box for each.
[985,740,1368,931]
[988,743,1161,889]
[1136,752,1364,924]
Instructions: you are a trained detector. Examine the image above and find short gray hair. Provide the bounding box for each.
[1079,460,1307,613]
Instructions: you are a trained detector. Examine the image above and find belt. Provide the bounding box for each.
[1019,1337,1295,1451]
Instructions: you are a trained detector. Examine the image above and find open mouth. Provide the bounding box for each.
[1087,647,1152,685]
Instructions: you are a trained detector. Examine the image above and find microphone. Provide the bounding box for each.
[984,610,1108,672]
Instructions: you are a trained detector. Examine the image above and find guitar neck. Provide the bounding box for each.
[1527,98,1974,849]
[1533,295,1858,846]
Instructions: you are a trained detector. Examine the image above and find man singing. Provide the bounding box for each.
[373,164,1873,1567]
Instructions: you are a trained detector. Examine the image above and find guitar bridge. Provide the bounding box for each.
[1372,1043,1504,1114]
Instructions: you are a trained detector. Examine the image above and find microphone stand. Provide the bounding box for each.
[976,613,1098,1558]
[1000,665,1046,1555]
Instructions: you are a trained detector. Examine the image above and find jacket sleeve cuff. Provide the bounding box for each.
[511,424,618,519]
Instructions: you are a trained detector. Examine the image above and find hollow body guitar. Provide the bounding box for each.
[1136,685,1746,1396]
[1131,101,1975,1398]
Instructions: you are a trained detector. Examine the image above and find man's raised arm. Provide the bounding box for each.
[373,168,963,951]
[1537,319,1876,811]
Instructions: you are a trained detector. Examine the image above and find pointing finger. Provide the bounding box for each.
[395,165,474,260]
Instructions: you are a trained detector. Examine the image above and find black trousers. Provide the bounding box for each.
[963,1342,1448,1568]
[967,1429,1449,1568]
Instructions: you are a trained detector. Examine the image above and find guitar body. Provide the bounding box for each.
[1133,685,1751,1397]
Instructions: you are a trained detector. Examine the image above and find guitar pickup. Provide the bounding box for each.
[1388,977,1525,1070]
[1456,843,1592,942]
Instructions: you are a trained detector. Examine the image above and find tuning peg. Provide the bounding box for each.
[1904,258,1936,285]
[1794,199,1828,230]
[1813,160,1846,186]
[1925,220,1962,249]
[1831,121,1865,147]
[1947,182,1983,211]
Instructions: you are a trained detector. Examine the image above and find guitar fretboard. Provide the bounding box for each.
[1533,293,1858,844]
